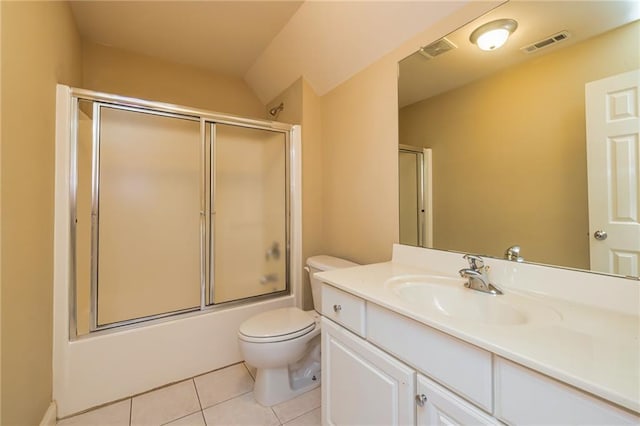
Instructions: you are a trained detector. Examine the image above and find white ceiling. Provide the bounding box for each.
[69,1,473,104]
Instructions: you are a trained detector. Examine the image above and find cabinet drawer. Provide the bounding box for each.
[494,357,639,425]
[367,303,493,412]
[321,284,366,337]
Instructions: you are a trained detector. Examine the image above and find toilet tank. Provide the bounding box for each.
[306,255,359,312]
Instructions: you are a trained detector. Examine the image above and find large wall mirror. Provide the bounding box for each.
[398,1,639,278]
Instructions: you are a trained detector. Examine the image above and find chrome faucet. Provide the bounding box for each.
[459,254,503,295]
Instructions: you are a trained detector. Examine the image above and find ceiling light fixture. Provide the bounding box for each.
[469,19,518,51]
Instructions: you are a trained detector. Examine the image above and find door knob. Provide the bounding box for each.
[593,230,608,241]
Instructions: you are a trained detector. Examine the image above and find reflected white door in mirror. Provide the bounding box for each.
[586,69,640,277]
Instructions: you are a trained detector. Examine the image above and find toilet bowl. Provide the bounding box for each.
[237,255,358,406]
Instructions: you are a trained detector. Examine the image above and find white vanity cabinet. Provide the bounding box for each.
[320,282,640,425]
[366,302,493,412]
[321,318,415,426]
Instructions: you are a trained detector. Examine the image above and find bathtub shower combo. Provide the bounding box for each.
[53,86,302,416]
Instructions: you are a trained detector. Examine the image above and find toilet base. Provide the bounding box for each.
[253,366,320,407]
[253,340,321,407]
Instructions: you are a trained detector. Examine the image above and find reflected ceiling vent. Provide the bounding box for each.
[521,31,571,54]
[418,38,457,59]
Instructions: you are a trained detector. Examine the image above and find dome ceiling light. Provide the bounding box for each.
[469,18,518,51]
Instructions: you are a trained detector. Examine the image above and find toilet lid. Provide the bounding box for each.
[239,307,315,341]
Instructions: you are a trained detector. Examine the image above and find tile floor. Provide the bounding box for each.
[56,363,321,426]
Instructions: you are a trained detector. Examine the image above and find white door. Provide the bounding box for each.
[585,69,640,277]
[416,374,499,426]
[321,319,415,426]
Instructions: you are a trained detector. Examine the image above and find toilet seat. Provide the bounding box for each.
[239,307,316,343]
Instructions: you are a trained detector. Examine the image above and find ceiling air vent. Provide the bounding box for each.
[521,31,571,54]
[418,38,457,60]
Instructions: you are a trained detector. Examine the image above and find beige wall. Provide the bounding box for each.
[0,1,3,419]
[82,41,265,119]
[300,80,325,308]
[321,60,399,264]
[316,3,494,266]
[267,78,326,310]
[399,22,640,269]
[1,1,83,424]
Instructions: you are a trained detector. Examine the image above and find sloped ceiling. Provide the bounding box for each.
[69,1,305,77]
[244,1,471,103]
[70,1,472,104]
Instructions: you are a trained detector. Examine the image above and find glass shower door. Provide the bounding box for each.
[94,105,202,328]
[70,91,295,337]
[211,124,288,304]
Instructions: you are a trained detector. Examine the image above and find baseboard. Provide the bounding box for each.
[39,402,57,426]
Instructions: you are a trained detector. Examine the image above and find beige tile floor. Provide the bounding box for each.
[56,363,321,426]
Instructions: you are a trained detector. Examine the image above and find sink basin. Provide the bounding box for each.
[385,275,561,326]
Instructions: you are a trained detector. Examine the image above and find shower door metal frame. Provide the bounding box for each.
[68,88,293,339]
[88,102,203,332]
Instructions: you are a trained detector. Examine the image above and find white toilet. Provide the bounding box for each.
[238,255,358,406]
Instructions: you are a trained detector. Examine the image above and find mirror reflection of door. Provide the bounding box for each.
[586,69,640,276]
[399,145,432,247]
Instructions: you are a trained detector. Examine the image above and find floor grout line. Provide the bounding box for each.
[192,378,204,411]
[199,389,254,412]
[56,363,321,426]
[159,408,203,426]
[271,406,282,425]
[242,361,257,380]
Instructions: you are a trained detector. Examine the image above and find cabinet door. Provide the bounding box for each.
[322,318,415,426]
[417,374,499,426]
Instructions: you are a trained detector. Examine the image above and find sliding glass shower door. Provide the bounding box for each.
[211,124,287,304]
[72,93,290,336]
[94,105,202,328]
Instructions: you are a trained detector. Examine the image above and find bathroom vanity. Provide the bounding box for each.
[317,245,640,425]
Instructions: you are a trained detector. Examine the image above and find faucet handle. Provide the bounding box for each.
[505,245,524,262]
[463,254,484,270]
